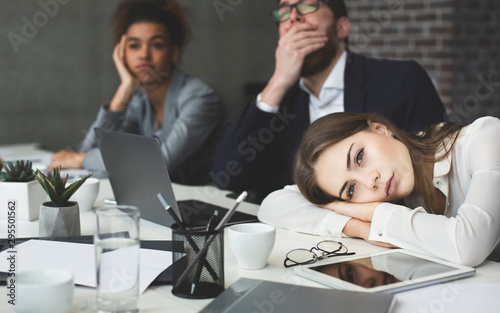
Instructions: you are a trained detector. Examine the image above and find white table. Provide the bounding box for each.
[1,145,499,312]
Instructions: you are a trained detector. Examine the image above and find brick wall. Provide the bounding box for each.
[345,0,500,124]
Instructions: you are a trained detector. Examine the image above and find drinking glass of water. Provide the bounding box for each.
[94,205,140,313]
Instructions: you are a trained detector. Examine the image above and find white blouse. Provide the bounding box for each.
[258,117,500,267]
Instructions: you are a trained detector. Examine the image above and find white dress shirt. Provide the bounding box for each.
[258,117,500,266]
[257,51,346,123]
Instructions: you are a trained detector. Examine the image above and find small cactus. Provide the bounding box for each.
[1,160,35,182]
[35,167,92,207]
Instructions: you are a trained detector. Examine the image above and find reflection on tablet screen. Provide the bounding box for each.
[309,251,456,289]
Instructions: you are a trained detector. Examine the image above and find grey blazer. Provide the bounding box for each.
[79,68,227,185]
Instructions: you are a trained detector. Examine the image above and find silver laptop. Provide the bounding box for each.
[95,128,258,228]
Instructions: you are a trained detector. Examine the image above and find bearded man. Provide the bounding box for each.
[212,0,446,203]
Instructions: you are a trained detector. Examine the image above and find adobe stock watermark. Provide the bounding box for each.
[7,0,71,54]
[141,67,171,91]
[448,72,500,124]
[415,281,467,313]
[6,200,18,306]
[249,271,302,313]
[72,65,169,152]
[209,107,297,190]
[213,0,243,22]
[349,0,403,52]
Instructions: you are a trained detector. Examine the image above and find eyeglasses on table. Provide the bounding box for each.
[270,0,329,23]
[284,240,355,268]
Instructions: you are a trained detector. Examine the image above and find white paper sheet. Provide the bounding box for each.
[0,144,53,166]
[0,240,173,294]
[393,282,500,313]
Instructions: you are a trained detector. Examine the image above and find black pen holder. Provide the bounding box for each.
[171,225,225,299]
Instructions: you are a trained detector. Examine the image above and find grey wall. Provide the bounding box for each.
[2,1,497,153]
[0,0,278,151]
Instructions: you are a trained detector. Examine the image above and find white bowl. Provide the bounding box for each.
[14,269,74,313]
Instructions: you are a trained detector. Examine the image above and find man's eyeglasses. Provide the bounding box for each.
[270,0,328,23]
[284,240,354,268]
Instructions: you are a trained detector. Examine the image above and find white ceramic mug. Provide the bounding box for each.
[228,223,276,270]
[69,177,100,211]
[14,269,74,313]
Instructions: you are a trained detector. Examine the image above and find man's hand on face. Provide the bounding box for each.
[261,23,327,107]
[275,23,327,86]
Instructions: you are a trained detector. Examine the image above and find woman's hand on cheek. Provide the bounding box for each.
[113,34,136,87]
[321,201,382,222]
[109,35,140,112]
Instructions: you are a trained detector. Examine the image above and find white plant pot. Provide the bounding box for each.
[39,201,81,237]
[0,180,47,221]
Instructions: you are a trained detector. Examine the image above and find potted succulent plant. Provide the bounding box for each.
[0,160,47,221]
[35,167,92,237]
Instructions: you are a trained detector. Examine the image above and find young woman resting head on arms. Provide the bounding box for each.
[258,112,500,267]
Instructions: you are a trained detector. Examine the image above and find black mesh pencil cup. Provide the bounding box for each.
[171,225,225,299]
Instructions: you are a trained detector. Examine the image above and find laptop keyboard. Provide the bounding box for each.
[177,200,257,227]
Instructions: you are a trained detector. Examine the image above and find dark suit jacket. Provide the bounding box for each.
[212,51,446,203]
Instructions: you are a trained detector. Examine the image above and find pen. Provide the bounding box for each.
[175,191,248,289]
[205,210,219,232]
[157,193,184,228]
[214,191,247,231]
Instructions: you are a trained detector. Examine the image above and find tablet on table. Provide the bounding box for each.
[293,249,475,293]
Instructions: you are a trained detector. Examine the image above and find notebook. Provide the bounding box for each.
[0,236,183,286]
[95,128,258,228]
[199,278,395,313]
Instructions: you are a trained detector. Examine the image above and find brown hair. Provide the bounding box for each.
[294,112,463,210]
[110,0,190,47]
